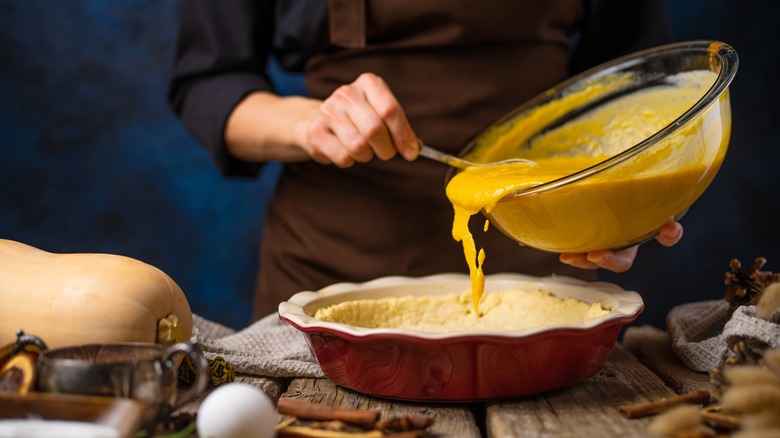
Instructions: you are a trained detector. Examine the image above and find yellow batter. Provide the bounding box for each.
[314,288,610,332]
[447,70,725,312]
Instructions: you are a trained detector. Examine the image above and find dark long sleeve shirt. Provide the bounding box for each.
[168,0,671,178]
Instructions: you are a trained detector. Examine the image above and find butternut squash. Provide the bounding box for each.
[0,239,192,349]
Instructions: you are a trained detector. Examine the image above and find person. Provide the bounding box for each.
[169,0,682,319]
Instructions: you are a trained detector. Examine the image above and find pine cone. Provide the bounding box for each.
[724,258,780,317]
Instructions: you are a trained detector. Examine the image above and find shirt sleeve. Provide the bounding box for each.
[568,0,672,75]
[168,0,276,178]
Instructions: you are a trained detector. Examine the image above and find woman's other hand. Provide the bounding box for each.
[305,73,419,167]
[558,221,683,272]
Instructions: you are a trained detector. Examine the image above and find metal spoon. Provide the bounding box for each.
[418,144,538,169]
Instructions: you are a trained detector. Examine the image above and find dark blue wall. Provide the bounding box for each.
[1,0,777,330]
[0,0,288,328]
[602,0,780,327]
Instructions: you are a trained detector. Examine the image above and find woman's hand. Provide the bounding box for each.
[559,221,683,272]
[224,73,418,165]
[305,73,419,167]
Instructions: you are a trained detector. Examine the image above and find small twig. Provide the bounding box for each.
[619,390,712,419]
[278,398,380,429]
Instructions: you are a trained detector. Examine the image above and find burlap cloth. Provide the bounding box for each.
[191,313,325,378]
[667,300,780,372]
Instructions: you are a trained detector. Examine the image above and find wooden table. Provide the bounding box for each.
[176,325,710,437]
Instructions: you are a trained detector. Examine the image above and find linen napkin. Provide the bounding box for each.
[191,313,325,378]
[667,300,780,372]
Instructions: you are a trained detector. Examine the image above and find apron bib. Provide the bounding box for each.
[254,0,594,318]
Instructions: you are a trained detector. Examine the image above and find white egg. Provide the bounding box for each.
[196,383,277,438]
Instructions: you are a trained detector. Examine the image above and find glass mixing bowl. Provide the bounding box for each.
[450,41,738,253]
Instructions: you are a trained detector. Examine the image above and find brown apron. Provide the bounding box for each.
[254,0,595,319]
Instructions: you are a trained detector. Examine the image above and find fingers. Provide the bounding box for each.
[559,253,600,270]
[305,117,351,166]
[305,73,417,167]
[323,82,395,163]
[560,221,684,273]
[559,246,638,273]
[588,247,638,273]
[359,74,418,160]
[656,221,683,247]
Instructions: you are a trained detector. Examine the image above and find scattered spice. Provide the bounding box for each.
[710,340,765,399]
[646,405,707,437]
[178,355,235,388]
[277,398,380,429]
[647,348,780,437]
[698,406,740,431]
[376,415,434,433]
[622,257,780,437]
[275,398,434,437]
[277,420,382,437]
[618,390,711,419]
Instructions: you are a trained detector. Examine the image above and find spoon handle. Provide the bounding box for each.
[418,144,472,169]
[418,144,539,168]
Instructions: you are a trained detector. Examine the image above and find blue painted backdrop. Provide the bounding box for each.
[1,0,778,330]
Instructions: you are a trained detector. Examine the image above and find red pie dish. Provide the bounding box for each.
[278,273,643,401]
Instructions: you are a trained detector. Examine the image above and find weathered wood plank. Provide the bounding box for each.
[485,345,679,438]
[169,374,286,438]
[175,374,286,415]
[282,378,482,437]
[622,325,711,395]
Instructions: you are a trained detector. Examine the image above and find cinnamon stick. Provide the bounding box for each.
[699,405,740,430]
[277,398,380,429]
[619,390,712,419]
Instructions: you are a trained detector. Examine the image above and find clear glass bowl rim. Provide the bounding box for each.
[456,40,739,201]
